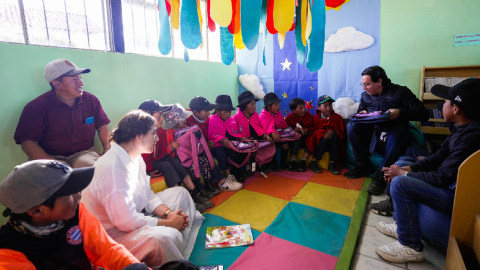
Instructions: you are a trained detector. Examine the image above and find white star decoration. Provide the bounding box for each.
[281,58,292,71]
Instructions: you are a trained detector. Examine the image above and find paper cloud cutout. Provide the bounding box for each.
[239,74,266,99]
[324,26,374,53]
[333,97,359,119]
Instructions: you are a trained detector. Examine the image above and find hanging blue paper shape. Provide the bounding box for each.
[184,48,190,62]
[158,0,172,55]
[220,27,235,65]
[305,0,326,72]
[180,0,202,50]
[261,0,268,66]
[241,0,263,50]
[295,0,305,65]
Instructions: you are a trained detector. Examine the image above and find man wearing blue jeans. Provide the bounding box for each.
[344,66,429,198]
[374,78,480,263]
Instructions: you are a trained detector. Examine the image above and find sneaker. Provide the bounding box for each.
[234,171,247,183]
[375,221,398,239]
[344,165,374,179]
[205,181,221,196]
[245,169,255,177]
[260,165,271,174]
[371,197,394,216]
[271,163,282,172]
[367,170,387,195]
[375,241,425,263]
[309,161,322,173]
[200,188,214,199]
[328,163,340,175]
[287,160,297,172]
[297,160,307,172]
[219,178,243,191]
[192,193,214,209]
[195,203,206,213]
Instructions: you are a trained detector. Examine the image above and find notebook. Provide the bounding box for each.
[205,224,254,249]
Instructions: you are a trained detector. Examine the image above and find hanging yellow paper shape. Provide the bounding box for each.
[197,0,204,49]
[301,0,307,46]
[171,0,180,30]
[278,32,286,49]
[234,30,246,49]
[326,0,351,11]
[305,1,312,41]
[273,0,295,35]
[210,0,233,27]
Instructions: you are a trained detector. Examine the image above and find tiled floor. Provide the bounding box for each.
[351,193,446,270]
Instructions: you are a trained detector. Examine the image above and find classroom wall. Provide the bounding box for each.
[380,0,480,96]
[0,42,238,221]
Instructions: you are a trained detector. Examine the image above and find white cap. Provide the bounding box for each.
[44,59,91,83]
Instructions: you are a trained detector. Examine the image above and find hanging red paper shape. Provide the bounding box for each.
[289,21,295,31]
[266,0,278,34]
[165,0,171,16]
[228,0,241,34]
[207,0,216,32]
[326,0,346,9]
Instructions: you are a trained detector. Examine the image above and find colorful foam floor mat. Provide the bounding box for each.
[189,168,371,270]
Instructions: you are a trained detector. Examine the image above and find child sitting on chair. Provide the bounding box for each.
[186,96,216,150]
[259,92,291,171]
[311,95,346,175]
[139,100,212,213]
[285,98,319,172]
[208,95,249,186]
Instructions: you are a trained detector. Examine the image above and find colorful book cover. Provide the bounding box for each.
[206,224,254,249]
[199,265,223,270]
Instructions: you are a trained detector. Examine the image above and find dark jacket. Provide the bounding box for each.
[358,83,429,126]
[408,121,480,189]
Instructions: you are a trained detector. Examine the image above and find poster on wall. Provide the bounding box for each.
[454,33,480,47]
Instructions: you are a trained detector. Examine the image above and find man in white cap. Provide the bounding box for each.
[0,160,150,269]
[14,59,110,168]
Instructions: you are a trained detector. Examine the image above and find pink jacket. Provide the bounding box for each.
[208,114,242,147]
[259,109,288,135]
[175,125,214,178]
[232,109,266,138]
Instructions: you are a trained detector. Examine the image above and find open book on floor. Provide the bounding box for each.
[199,265,223,270]
[206,224,254,249]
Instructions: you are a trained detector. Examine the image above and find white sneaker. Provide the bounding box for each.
[226,175,237,182]
[376,241,425,263]
[219,177,243,191]
[375,221,398,239]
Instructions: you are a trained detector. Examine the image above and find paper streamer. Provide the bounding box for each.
[171,0,180,29]
[278,32,286,49]
[207,0,216,32]
[211,0,232,27]
[228,0,241,35]
[234,30,246,49]
[158,0,172,55]
[220,27,235,65]
[165,0,171,16]
[273,0,295,35]
[301,0,307,45]
[197,0,204,49]
[180,0,202,49]
[295,0,305,64]
[305,1,312,41]
[261,0,268,65]
[266,0,277,34]
[184,48,190,62]
[306,0,326,72]
[241,0,263,50]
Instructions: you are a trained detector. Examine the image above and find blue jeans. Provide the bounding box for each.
[391,175,455,249]
[347,122,409,168]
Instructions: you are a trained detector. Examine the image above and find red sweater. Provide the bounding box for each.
[285,111,316,136]
[306,110,347,161]
[141,127,173,172]
[186,115,210,139]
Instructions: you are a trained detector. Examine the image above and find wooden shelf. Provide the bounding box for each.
[420,126,451,135]
[429,118,446,123]
[423,93,444,100]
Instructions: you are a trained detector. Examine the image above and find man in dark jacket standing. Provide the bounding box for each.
[344,66,429,198]
[373,78,480,263]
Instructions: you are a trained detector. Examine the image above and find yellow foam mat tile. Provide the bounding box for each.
[209,190,289,232]
[291,182,360,217]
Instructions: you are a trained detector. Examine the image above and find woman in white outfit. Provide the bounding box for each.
[82,110,204,268]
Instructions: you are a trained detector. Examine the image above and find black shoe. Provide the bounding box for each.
[200,188,214,199]
[288,160,297,172]
[192,193,214,208]
[271,163,281,172]
[370,196,394,216]
[246,169,255,177]
[328,163,339,175]
[344,165,374,179]
[280,161,288,170]
[367,170,387,195]
[309,161,322,173]
[205,181,221,196]
[297,160,306,172]
[261,165,271,174]
[195,203,206,213]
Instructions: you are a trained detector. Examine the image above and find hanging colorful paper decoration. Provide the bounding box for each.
[157,0,326,72]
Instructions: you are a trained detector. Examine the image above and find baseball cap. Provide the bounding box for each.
[44,59,91,83]
[0,160,94,213]
[317,95,335,105]
[431,78,480,112]
[139,100,172,114]
[189,96,216,112]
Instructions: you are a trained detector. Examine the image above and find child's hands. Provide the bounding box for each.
[166,210,187,231]
[221,138,231,148]
[169,141,180,150]
[324,130,334,140]
[208,141,215,149]
[271,132,281,142]
[263,134,274,143]
[301,129,308,136]
[239,137,248,141]
[295,126,302,133]
[149,170,163,178]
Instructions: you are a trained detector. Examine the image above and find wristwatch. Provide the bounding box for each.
[163,209,173,219]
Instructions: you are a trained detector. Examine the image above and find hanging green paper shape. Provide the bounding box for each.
[306,0,326,72]
[241,0,263,50]
[295,0,305,65]
[261,0,268,66]
[158,0,172,55]
[220,27,235,65]
[180,0,202,49]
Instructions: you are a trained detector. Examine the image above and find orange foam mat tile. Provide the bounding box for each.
[244,174,307,201]
[309,170,365,191]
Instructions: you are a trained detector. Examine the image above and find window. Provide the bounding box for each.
[0,0,110,51]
